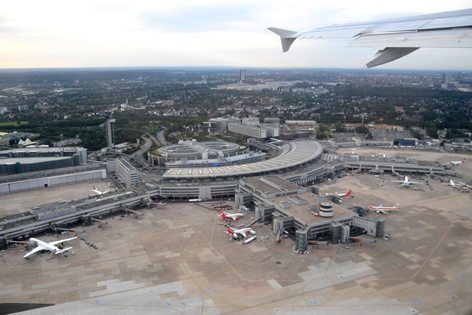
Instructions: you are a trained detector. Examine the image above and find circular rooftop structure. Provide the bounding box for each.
[163,140,323,179]
[158,140,240,160]
[319,201,334,218]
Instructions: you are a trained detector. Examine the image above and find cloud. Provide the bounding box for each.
[0,16,21,34]
[0,0,471,69]
[139,3,263,33]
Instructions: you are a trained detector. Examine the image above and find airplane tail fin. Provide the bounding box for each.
[268,27,298,52]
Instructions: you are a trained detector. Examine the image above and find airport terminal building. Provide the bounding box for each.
[235,175,385,251]
[156,140,335,200]
[0,147,87,175]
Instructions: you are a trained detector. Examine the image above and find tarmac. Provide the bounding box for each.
[0,181,112,217]
[0,149,471,314]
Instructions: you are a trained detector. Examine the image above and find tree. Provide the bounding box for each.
[355,126,369,134]
[316,124,331,139]
[335,122,346,132]
[80,127,106,151]
[426,127,438,139]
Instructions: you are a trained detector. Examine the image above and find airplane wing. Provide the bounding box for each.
[240,231,247,238]
[24,245,46,258]
[269,8,472,67]
[49,236,77,247]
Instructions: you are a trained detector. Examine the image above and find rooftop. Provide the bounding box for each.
[163,140,322,179]
[245,175,300,195]
[0,156,72,165]
[0,147,83,154]
[270,191,355,227]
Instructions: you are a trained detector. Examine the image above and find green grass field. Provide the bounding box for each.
[0,121,29,127]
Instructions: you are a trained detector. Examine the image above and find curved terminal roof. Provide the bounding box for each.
[158,140,240,158]
[163,140,322,179]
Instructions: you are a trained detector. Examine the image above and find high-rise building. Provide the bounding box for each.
[115,158,139,189]
[239,69,246,84]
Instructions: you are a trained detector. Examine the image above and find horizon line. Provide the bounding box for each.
[0,65,470,73]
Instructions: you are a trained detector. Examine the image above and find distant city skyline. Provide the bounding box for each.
[0,0,471,70]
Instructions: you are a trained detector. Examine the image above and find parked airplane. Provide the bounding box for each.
[448,179,471,190]
[90,186,110,196]
[226,227,256,239]
[451,159,465,166]
[269,8,472,67]
[23,236,77,259]
[336,189,352,198]
[393,176,420,187]
[368,203,400,214]
[243,236,257,245]
[219,211,245,221]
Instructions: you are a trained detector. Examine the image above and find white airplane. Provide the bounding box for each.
[336,189,352,198]
[226,227,256,239]
[451,159,465,166]
[23,236,77,259]
[219,211,245,221]
[392,176,420,187]
[368,203,400,214]
[243,236,257,245]
[325,189,352,198]
[90,186,110,196]
[448,179,471,189]
[269,9,472,67]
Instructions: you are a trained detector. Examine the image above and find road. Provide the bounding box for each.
[153,128,168,146]
[130,136,152,170]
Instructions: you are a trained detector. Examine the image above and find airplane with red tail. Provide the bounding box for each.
[368,203,400,214]
[226,227,256,239]
[219,211,245,221]
[336,189,352,198]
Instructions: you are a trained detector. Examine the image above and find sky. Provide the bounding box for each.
[0,0,471,70]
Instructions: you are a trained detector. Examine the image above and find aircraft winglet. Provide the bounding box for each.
[268,27,298,52]
[366,47,419,68]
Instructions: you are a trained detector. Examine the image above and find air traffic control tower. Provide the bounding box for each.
[105,118,116,150]
[236,175,384,251]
